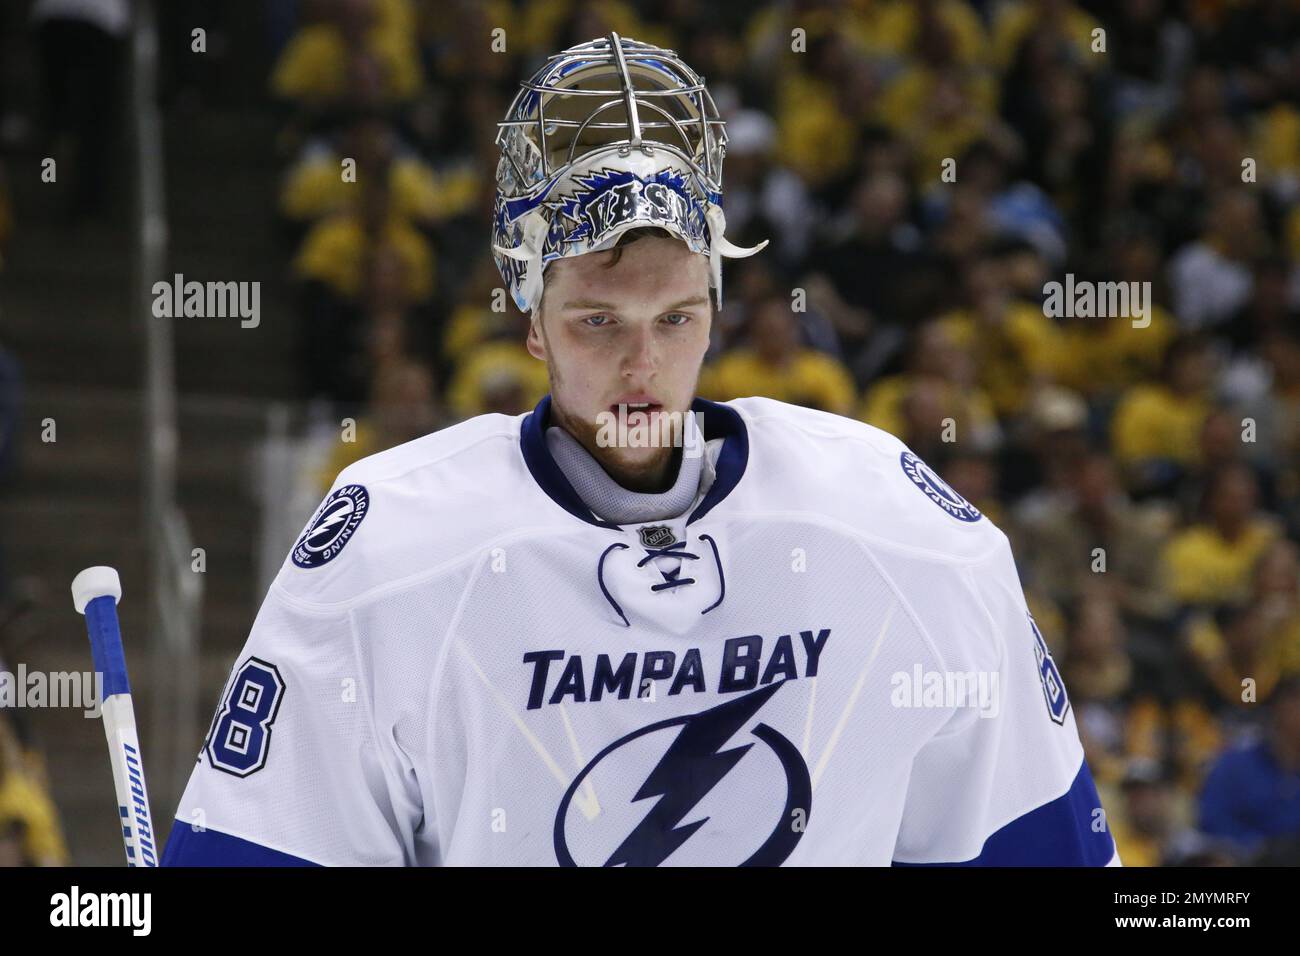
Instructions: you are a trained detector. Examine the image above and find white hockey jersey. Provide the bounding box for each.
[161,396,1119,866]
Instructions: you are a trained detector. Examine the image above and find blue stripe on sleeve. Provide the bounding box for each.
[893,759,1116,866]
[161,819,322,867]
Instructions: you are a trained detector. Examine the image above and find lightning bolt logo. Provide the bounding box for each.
[305,501,352,543]
[292,485,370,569]
[554,681,811,866]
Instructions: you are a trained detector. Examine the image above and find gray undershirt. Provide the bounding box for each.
[545,411,708,524]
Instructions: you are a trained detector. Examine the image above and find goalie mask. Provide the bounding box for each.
[492,32,767,315]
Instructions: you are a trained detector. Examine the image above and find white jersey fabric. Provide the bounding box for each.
[161,396,1119,866]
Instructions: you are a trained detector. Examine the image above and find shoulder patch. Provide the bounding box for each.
[899,451,982,523]
[292,484,370,568]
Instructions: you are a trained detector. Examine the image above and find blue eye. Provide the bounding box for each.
[664,313,690,326]
[585,314,610,327]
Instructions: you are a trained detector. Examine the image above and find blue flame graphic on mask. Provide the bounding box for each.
[502,169,707,251]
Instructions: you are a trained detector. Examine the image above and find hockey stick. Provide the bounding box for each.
[72,566,159,867]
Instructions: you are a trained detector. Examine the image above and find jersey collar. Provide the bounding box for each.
[520,394,748,530]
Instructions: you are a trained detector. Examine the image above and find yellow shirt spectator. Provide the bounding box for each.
[871,0,991,67]
[1162,519,1281,606]
[858,374,999,445]
[1108,815,1163,868]
[270,8,422,106]
[874,66,999,187]
[701,349,857,417]
[1056,306,1176,399]
[991,1,1102,72]
[281,155,479,227]
[0,758,68,866]
[1184,607,1300,706]
[516,0,673,53]
[1110,383,1209,468]
[443,304,528,366]
[772,71,860,190]
[317,420,385,494]
[745,1,877,66]
[447,341,550,420]
[294,213,434,302]
[1250,102,1300,188]
[938,303,1065,416]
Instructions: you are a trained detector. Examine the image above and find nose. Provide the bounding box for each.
[620,322,660,378]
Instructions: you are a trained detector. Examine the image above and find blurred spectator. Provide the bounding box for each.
[317,355,443,491]
[1065,591,1184,798]
[294,176,435,305]
[700,296,857,416]
[1198,676,1300,859]
[936,250,1063,419]
[1003,385,1091,511]
[1168,190,1266,332]
[1208,0,1300,112]
[814,168,924,317]
[297,229,432,405]
[0,716,67,866]
[1162,463,1281,607]
[1222,256,1299,367]
[770,33,878,196]
[858,318,1001,454]
[279,114,477,232]
[270,0,423,111]
[1014,451,1174,624]
[1054,226,1176,403]
[1104,0,1194,122]
[1241,331,1300,538]
[715,109,816,272]
[1110,334,1216,492]
[32,0,130,221]
[939,450,1005,526]
[991,0,1101,75]
[1181,539,1300,708]
[1108,759,1197,868]
[445,309,549,420]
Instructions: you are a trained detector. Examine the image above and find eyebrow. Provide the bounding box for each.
[559,295,711,312]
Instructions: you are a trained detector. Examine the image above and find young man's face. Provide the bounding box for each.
[526,234,712,492]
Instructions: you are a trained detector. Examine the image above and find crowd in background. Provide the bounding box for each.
[269,0,1300,867]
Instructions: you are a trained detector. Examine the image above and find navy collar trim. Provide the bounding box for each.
[519,395,749,530]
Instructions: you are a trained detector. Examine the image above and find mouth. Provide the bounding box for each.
[610,399,664,416]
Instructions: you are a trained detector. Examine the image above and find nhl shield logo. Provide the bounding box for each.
[638,525,677,548]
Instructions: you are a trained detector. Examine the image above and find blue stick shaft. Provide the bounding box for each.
[85,595,131,698]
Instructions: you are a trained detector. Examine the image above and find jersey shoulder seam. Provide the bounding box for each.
[336,420,520,489]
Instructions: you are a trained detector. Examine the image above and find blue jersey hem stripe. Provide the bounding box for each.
[892,759,1115,866]
[160,819,322,867]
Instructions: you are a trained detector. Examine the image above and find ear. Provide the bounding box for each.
[525,311,546,362]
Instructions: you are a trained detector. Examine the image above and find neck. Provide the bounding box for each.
[606,445,682,493]
[552,405,681,492]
